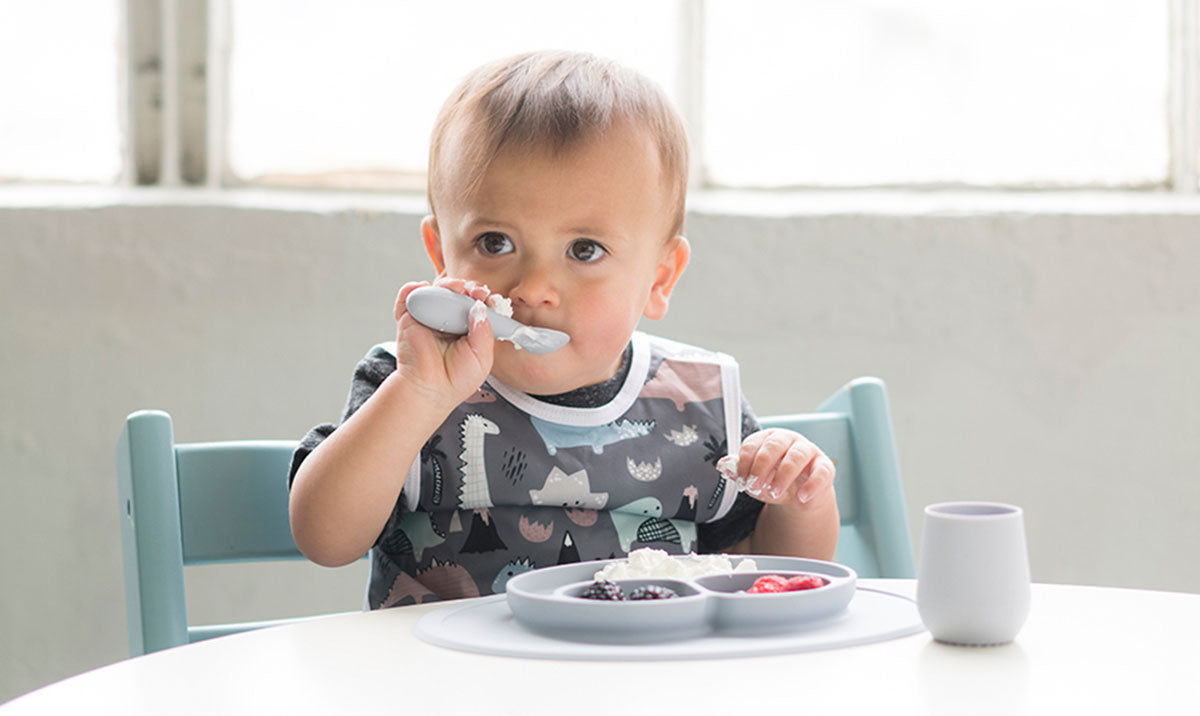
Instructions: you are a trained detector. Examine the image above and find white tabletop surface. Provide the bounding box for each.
[4,580,1199,715]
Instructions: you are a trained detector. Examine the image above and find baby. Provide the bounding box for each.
[288,51,838,607]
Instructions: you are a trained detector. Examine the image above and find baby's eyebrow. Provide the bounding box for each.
[467,216,516,232]
[559,222,631,241]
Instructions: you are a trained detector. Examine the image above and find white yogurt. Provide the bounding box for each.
[486,293,513,317]
[594,547,758,581]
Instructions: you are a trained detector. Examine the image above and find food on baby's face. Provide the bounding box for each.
[594,547,758,581]
[628,585,679,600]
[746,574,827,594]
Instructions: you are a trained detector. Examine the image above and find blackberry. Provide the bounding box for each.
[579,580,625,601]
[628,585,678,600]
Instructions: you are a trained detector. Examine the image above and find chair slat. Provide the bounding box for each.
[176,441,303,564]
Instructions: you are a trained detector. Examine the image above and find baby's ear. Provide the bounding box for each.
[643,236,691,321]
[421,215,447,275]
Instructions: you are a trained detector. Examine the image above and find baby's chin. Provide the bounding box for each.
[490,345,619,397]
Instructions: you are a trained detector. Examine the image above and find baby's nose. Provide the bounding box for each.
[508,268,560,309]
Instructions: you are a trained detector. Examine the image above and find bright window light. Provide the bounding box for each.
[226,0,678,188]
[0,1,122,183]
[703,0,1169,188]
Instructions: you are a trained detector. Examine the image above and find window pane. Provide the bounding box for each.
[227,0,678,188]
[0,1,122,183]
[704,0,1169,188]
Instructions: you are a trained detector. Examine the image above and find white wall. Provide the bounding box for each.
[2,187,1198,702]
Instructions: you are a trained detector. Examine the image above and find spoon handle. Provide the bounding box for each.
[404,286,570,354]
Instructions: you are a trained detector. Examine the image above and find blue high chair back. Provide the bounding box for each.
[759,377,915,578]
[116,410,349,656]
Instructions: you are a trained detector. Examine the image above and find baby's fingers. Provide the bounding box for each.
[443,299,494,393]
[433,276,492,303]
[741,432,796,500]
[797,453,836,504]
[762,441,816,500]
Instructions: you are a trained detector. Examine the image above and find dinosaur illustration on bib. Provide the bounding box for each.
[458,413,499,510]
[611,496,696,552]
[528,467,609,509]
[529,416,655,455]
[394,510,447,561]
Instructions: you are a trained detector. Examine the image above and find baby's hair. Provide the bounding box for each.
[427,50,690,238]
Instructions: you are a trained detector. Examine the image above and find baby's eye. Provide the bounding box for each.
[476,232,514,256]
[568,239,607,263]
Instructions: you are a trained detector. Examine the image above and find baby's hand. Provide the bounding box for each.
[392,277,495,408]
[719,428,835,506]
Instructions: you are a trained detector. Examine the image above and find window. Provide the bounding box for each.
[0,1,122,183]
[703,0,1169,188]
[1,1,1196,192]
[226,0,677,189]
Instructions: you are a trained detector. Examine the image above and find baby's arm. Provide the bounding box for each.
[723,429,839,560]
[289,279,494,566]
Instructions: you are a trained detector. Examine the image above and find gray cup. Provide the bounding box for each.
[917,501,1030,646]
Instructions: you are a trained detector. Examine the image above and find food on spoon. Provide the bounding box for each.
[628,585,679,600]
[747,574,827,594]
[486,293,513,317]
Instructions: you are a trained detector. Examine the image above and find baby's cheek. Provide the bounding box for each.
[566,287,647,364]
[578,312,637,356]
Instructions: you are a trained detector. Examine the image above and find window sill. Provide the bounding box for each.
[3,184,1200,218]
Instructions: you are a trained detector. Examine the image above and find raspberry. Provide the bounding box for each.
[784,574,827,591]
[579,580,624,601]
[747,575,788,593]
[628,585,679,600]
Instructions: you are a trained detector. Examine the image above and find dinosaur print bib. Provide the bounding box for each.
[367,332,743,608]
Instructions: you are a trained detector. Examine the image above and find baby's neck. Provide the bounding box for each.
[531,343,632,408]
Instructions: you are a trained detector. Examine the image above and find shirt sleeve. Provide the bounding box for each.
[697,395,765,553]
[287,348,398,488]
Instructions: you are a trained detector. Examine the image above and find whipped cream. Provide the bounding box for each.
[717,454,777,498]
[594,547,758,581]
[486,293,513,317]
[504,324,542,351]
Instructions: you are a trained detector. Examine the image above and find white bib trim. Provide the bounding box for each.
[486,331,652,427]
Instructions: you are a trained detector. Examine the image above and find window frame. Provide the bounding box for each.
[126,0,1199,194]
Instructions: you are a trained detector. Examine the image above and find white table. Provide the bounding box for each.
[5,580,1198,714]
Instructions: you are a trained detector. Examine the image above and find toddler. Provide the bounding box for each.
[289,51,838,607]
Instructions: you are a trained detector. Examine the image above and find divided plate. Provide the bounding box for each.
[504,555,856,643]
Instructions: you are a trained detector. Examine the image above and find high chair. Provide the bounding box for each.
[116,410,349,655]
[759,377,915,578]
[117,377,912,654]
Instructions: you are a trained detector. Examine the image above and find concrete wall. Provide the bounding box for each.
[2,187,1198,701]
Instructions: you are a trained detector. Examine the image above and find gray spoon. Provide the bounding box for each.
[404,285,571,354]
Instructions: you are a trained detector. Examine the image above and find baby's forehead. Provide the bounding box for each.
[436,120,669,203]
[435,134,677,243]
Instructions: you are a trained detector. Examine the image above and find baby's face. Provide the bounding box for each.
[427,122,683,395]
